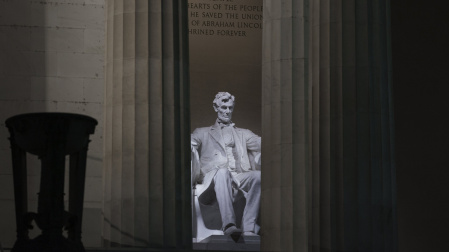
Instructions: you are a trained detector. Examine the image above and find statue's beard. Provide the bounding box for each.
[218,114,232,124]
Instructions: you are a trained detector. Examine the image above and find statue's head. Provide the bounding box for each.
[213,92,235,124]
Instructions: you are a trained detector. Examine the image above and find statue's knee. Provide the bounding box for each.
[252,170,261,184]
[215,168,231,180]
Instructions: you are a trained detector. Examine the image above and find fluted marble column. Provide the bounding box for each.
[261,0,396,251]
[103,0,190,248]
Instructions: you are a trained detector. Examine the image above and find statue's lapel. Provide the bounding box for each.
[232,128,243,156]
[209,123,226,151]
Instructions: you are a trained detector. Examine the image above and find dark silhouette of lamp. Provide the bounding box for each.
[6,113,97,252]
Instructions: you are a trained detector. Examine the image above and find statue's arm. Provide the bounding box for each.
[191,128,202,151]
[245,130,262,169]
[191,129,202,185]
[246,130,261,152]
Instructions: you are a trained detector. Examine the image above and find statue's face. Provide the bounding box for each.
[215,99,234,123]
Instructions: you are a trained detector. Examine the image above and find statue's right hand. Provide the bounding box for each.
[191,141,198,152]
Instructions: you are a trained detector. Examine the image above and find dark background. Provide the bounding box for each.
[189,0,263,136]
[392,0,449,251]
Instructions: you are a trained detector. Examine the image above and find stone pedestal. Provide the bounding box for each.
[193,235,260,251]
[6,113,97,252]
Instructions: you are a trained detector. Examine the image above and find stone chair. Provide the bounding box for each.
[191,149,260,243]
[192,182,247,242]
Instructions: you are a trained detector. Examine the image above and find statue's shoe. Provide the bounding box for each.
[224,225,242,236]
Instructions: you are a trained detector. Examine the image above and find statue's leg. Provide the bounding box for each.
[213,169,236,230]
[235,170,261,233]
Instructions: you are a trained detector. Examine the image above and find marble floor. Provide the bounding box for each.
[193,235,260,251]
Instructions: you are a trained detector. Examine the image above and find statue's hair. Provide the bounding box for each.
[213,92,235,109]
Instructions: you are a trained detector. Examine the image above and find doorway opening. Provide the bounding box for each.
[188,0,263,250]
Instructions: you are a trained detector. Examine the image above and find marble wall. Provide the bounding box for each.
[0,0,446,251]
[0,0,105,248]
[189,0,263,135]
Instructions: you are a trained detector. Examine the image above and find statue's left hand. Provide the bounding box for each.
[255,152,261,166]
